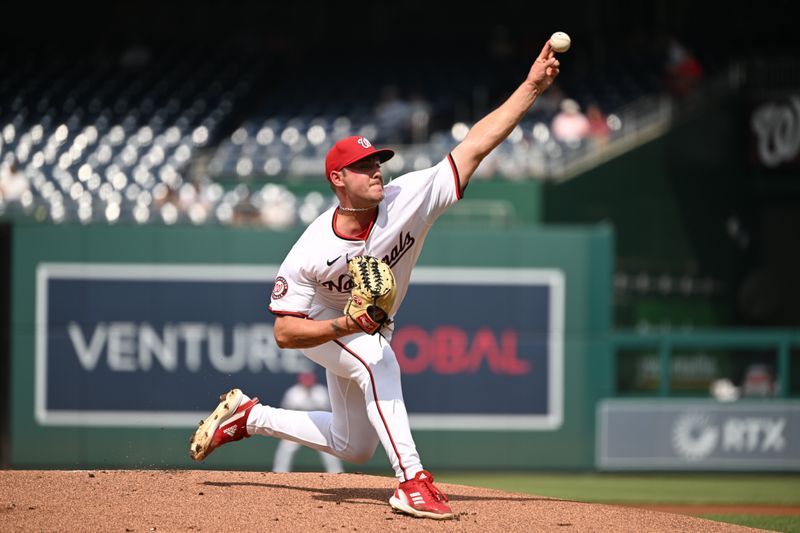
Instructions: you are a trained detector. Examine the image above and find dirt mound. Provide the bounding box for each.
[0,470,766,532]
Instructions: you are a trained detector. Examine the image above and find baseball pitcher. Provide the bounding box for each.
[190,38,562,520]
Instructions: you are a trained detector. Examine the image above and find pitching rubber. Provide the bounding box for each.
[189,388,244,461]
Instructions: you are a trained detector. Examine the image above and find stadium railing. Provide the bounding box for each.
[612,329,800,398]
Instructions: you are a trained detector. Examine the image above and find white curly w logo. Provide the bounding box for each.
[357,137,372,149]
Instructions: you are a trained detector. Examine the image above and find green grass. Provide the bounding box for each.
[700,515,800,533]
[438,473,800,532]
[439,473,800,504]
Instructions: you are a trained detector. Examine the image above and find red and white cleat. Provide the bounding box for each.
[189,388,259,461]
[389,470,454,520]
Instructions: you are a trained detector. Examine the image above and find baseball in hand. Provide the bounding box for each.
[550,31,571,53]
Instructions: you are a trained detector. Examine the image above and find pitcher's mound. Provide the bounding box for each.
[0,470,765,532]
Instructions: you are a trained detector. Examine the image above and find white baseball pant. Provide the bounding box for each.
[246,326,423,482]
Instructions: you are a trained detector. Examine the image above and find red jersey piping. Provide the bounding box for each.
[447,153,464,199]
[268,307,309,319]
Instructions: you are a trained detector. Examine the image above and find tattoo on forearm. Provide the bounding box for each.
[331,317,344,336]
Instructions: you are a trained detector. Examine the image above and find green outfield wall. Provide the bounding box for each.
[10,221,613,471]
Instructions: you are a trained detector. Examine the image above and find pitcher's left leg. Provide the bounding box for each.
[332,334,423,482]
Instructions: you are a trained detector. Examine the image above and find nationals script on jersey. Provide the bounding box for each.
[269,155,462,322]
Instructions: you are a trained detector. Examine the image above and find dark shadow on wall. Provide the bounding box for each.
[0,223,10,467]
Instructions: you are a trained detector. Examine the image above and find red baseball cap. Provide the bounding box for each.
[298,371,316,386]
[325,136,394,181]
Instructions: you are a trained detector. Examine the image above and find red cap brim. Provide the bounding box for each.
[337,148,395,171]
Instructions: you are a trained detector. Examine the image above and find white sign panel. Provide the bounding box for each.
[597,399,800,470]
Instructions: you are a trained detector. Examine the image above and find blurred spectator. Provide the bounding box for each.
[272,372,344,473]
[374,84,412,144]
[178,180,214,225]
[177,181,200,212]
[709,378,740,402]
[551,98,590,146]
[532,82,565,118]
[258,184,298,229]
[408,91,432,144]
[585,103,611,146]
[741,363,776,397]
[663,37,704,98]
[0,156,29,204]
[153,184,182,224]
[232,186,261,226]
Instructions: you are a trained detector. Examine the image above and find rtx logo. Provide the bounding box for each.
[672,412,786,460]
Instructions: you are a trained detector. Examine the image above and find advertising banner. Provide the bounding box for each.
[36,263,564,431]
[749,93,800,172]
[597,399,800,470]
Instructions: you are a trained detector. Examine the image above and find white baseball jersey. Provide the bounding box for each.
[269,155,462,321]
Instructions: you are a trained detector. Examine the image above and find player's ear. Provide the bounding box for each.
[329,169,345,187]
